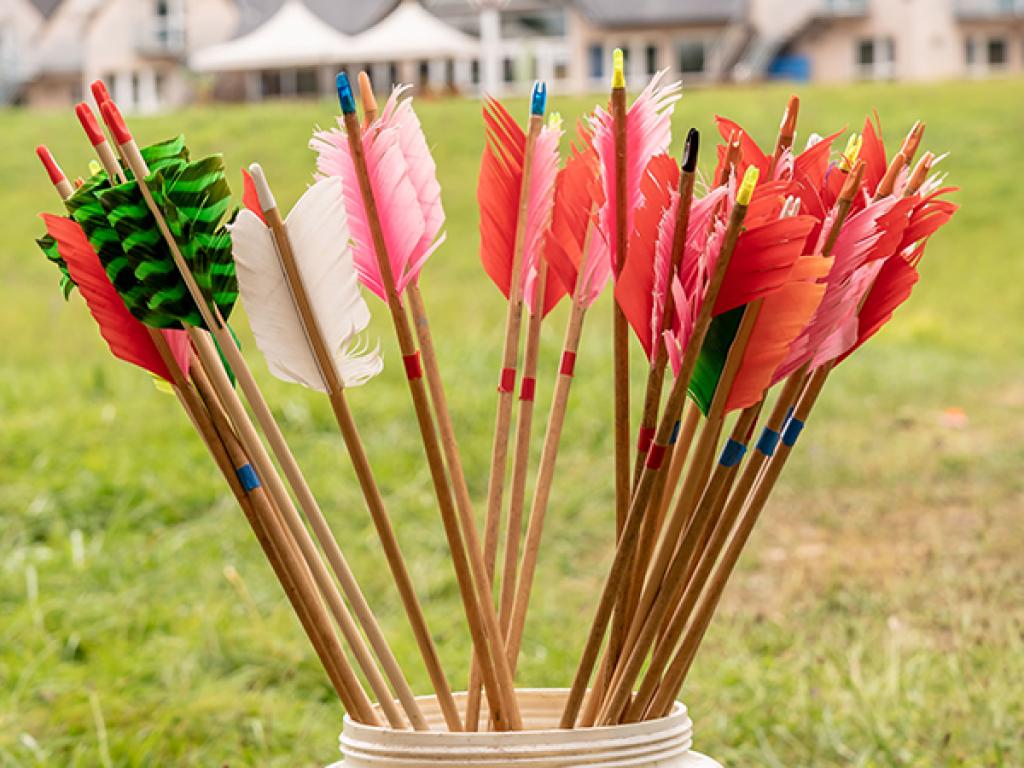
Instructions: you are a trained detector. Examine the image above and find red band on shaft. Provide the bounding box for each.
[519,376,536,402]
[75,103,106,146]
[402,352,423,380]
[559,351,577,377]
[646,443,668,469]
[35,146,64,185]
[99,100,132,145]
[498,367,516,393]
[637,426,656,454]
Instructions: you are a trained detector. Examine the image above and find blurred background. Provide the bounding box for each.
[2,0,1023,766]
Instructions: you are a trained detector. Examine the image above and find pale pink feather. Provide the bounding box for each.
[662,186,731,376]
[522,122,563,313]
[773,195,912,380]
[377,85,445,279]
[590,70,681,271]
[311,97,435,300]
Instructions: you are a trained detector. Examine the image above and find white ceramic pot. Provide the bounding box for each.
[329,688,722,767]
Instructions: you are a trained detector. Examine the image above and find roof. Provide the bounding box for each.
[29,0,63,18]
[192,0,478,72]
[576,0,746,27]
[191,0,353,72]
[350,0,478,62]
[234,0,398,36]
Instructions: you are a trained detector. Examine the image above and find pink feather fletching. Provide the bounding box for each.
[311,87,442,301]
[590,70,681,275]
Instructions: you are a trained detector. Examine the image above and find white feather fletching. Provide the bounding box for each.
[231,177,383,391]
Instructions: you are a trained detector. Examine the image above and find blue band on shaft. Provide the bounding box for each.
[719,438,747,467]
[669,419,681,444]
[756,428,780,456]
[782,418,805,447]
[236,464,261,491]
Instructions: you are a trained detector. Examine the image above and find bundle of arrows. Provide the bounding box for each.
[34,51,956,735]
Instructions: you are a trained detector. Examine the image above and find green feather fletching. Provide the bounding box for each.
[36,232,76,300]
[687,306,744,416]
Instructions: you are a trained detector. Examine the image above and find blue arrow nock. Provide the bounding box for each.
[336,71,356,115]
[530,81,547,116]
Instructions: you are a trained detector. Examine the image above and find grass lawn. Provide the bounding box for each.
[1,77,1022,766]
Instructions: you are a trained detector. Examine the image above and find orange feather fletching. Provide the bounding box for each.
[477,98,561,309]
[542,139,610,308]
[43,214,189,382]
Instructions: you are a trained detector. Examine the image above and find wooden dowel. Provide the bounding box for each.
[465,261,550,732]
[189,355,376,722]
[104,110,409,728]
[613,298,764,678]
[632,131,699,483]
[505,293,588,670]
[652,402,701,527]
[625,374,809,722]
[190,329,406,727]
[611,54,630,544]
[596,404,761,725]
[467,94,546,732]
[560,172,757,728]
[646,367,830,718]
[480,114,543,589]
[590,299,762,726]
[249,165,438,731]
[51,132,376,729]
[624,131,700,636]
[336,84,521,729]
[768,95,799,179]
[498,261,547,632]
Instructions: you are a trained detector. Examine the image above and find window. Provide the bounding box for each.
[131,71,140,106]
[589,43,604,79]
[154,71,165,103]
[855,37,895,79]
[296,68,318,95]
[471,59,480,84]
[554,58,569,80]
[987,38,1007,66]
[645,44,658,75]
[260,70,282,97]
[965,37,976,66]
[502,56,515,83]
[418,60,430,86]
[677,41,706,74]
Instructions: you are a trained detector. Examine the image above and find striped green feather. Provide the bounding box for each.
[99,172,207,327]
[36,232,76,299]
[91,147,237,329]
[61,136,193,327]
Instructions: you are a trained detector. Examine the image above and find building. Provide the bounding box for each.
[3,0,237,110]
[752,0,1024,82]
[3,0,1024,109]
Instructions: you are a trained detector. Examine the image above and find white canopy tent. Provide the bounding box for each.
[348,0,479,62]
[190,0,481,99]
[190,0,354,73]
